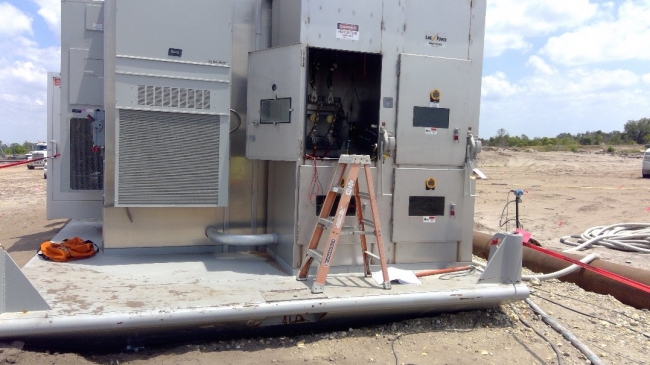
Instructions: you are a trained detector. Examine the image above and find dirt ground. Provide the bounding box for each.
[1,149,649,365]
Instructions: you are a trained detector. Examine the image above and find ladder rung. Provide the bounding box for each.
[364,251,380,260]
[357,192,371,200]
[319,218,334,227]
[338,154,372,165]
[361,219,375,228]
[341,230,374,236]
[331,187,343,194]
[307,249,323,262]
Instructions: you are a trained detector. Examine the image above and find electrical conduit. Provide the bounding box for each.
[205,226,278,246]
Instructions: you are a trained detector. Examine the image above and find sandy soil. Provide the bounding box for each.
[474,147,650,270]
[1,150,649,365]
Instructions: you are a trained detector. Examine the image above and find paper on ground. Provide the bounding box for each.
[372,267,422,285]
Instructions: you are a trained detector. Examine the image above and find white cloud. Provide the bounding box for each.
[643,74,650,84]
[0,2,61,143]
[485,0,599,57]
[32,0,61,36]
[0,3,33,36]
[542,0,650,66]
[480,66,649,137]
[526,55,556,75]
[481,72,519,98]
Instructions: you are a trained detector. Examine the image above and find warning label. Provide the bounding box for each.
[425,128,438,135]
[423,216,436,223]
[336,23,360,41]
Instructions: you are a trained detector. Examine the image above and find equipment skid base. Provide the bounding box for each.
[0,221,528,340]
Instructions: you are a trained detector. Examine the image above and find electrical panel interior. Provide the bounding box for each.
[304,48,381,159]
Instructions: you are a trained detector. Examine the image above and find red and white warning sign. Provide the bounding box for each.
[53,77,61,86]
[423,216,436,223]
[336,23,360,41]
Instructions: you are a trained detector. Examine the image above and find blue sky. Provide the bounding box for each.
[1,0,650,143]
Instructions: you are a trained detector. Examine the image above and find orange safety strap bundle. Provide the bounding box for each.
[38,237,98,262]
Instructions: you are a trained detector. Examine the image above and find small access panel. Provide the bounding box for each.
[247,44,307,161]
[396,54,473,167]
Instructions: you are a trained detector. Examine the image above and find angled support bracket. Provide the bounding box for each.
[478,233,523,285]
[1,250,50,314]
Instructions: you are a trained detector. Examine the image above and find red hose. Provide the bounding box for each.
[415,265,472,278]
[0,154,60,169]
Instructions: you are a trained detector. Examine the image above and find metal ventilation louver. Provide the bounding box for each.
[69,118,103,190]
[116,109,220,206]
[137,85,211,111]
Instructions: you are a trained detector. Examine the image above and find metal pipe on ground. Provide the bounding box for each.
[473,231,650,310]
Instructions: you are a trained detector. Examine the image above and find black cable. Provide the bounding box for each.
[499,218,520,228]
[498,199,516,229]
[509,304,564,365]
[533,287,645,323]
[531,293,645,364]
[531,293,647,336]
[390,312,482,365]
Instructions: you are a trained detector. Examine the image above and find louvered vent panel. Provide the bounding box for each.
[145,86,154,106]
[195,90,204,109]
[171,88,179,108]
[154,86,163,106]
[117,109,220,206]
[136,85,212,111]
[70,118,103,190]
[179,88,187,108]
[187,89,196,109]
[203,90,211,109]
[137,85,146,105]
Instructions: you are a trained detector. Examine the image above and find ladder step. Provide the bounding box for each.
[338,154,372,165]
[331,187,344,194]
[319,218,334,227]
[361,219,375,228]
[364,251,380,260]
[307,249,323,262]
[341,230,375,236]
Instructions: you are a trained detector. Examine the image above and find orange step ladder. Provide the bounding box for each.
[297,154,391,294]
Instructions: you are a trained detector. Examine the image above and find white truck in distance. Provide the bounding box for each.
[26,141,48,170]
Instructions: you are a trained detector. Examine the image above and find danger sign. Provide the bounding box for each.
[336,23,360,41]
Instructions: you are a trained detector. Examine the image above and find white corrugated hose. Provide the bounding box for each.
[560,223,650,253]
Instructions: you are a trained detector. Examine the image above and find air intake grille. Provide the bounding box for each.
[117,109,220,206]
[137,85,211,111]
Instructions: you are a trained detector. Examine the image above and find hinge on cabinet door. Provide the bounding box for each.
[301,49,306,67]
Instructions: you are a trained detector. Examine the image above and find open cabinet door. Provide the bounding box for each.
[46,72,103,219]
[246,44,306,161]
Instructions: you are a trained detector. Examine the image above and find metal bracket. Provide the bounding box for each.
[1,250,51,314]
[477,233,523,285]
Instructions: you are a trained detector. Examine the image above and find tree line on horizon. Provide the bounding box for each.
[0,141,42,157]
[3,118,650,157]
[484,117,650,148]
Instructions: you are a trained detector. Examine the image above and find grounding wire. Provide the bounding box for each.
[531,293,648,337]
[390,311,482,365]
[509,303,564,365]
[525,298,604,365]
[533,286,647,324]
